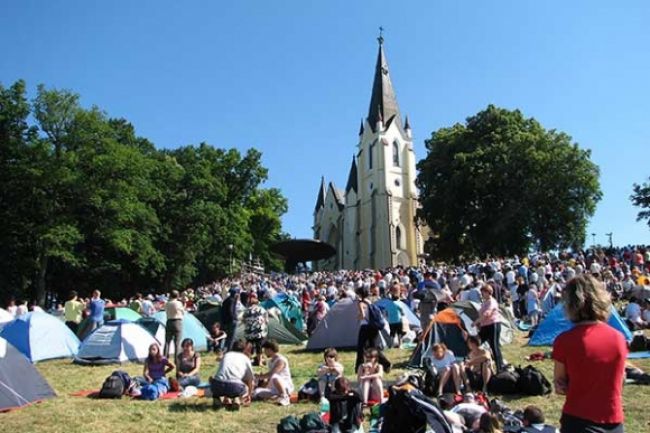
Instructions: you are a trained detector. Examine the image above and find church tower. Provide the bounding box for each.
[355,33,423,268]
[313,33,424,270]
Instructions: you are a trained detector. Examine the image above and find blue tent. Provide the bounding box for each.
[375,298,420,328]
[529,303,632,346]
[152,311,210,351]
[0,312,80,362]
[261,293,305,331]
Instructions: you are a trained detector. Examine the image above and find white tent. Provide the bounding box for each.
[74,320,158,365]
[307,298,361,350]
[0,308,13,327]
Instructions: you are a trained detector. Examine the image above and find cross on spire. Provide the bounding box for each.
[378,26,384,45]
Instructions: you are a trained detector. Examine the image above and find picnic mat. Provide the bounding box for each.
[70,390,183,399]
[628,351,650,359]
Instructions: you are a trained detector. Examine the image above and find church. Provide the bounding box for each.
[313,35,426,270]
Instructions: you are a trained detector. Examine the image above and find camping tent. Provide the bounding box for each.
[529,303,633,346]
[153,311,210,351]
[307,298,362,350]
[447,301,514,345]
[74,320,158,365]
[262,293,305,332]
[77,306,142,340]
[374,298,420,329]
[0,312,80,362]
[136,317,167,345]
[409,308,469,368]
[0,336,56,411]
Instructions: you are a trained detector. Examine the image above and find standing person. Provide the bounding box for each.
[129,293,143,314]
[253,339,294,406]
[354,286,391,373]
[473,284,503,371]
[415,272,440,331]
[141,295,155,317]
[85,290,105,338]
[553,274,627,433]
[164,290,184,358]
[242,292,268,366]
[221,287,240,351]
[526,284,541,326]
[63,291,84,334]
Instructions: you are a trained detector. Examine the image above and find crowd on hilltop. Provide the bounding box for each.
[3,245,649,433]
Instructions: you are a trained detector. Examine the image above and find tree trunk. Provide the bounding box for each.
[34,253,49,307]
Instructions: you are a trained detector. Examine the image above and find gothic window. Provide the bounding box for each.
[395,226,402,249]
[369,142,375,170]
[392,140,400,167]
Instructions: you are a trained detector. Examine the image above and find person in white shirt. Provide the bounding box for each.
[625,297,645,329]
[141,295,155,317]
[425,343,461,395]
[254,339,294,406]
[211,339,254,410]
[164,290,185,358]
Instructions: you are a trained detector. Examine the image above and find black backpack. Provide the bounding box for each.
[98,375,125,399]
[367,302,386,331]
[516,365,551,395]
[630,334,648,352]
[487,369,520,395]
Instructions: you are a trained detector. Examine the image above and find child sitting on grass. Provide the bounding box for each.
[356,347,384,406]
[329,377,363,433]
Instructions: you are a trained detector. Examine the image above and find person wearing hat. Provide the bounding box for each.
[242,291,268,366]
[221,287,240,351]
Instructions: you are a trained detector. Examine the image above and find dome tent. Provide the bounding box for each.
[0,336,56,411]
[75,320,158,365]
[77,306,142,340]
[136,317,167,346]
[307,298,363,350]
[153,311,210,351]
[0,308,13,327]
[0,312,80,362]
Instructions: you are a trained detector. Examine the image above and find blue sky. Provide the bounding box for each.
[2,1,649,247]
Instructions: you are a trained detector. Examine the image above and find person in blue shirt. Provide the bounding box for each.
[88,290,105,332]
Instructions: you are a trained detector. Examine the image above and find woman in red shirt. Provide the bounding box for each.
[552,274,627,433]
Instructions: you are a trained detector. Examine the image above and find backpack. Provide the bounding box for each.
[629,334,648,352]
[299,412,329,432]
[487,369,520,395]
[516,365,551,396]
[298,378,322,401]
[277,415,301,433]
[98,375,124,399]
[367,302,386,331]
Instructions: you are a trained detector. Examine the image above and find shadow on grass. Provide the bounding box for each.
[168,400,214,413]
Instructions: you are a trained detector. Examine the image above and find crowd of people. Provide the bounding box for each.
[3,245,650,432]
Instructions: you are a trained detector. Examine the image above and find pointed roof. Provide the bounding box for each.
[345,156,358,194]
[367,37,403,133]
[328,182,345,211]
[358,119,364,136]
[314,177,326,212]
[404,115,411,130]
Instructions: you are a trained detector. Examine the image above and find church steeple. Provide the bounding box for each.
[345,156,358,194]
[367,31,403,133]
[314,177,326,212]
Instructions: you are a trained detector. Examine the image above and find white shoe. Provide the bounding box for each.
[278,394,290,406]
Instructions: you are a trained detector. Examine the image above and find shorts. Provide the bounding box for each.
[211,379,248,398]
[560,413,623,433]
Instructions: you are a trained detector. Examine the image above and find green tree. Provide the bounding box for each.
[631,178,650,228]
[416,105,602,260]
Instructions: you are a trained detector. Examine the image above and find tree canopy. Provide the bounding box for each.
[0,80,288,304]
[416,105,601,261]
[631,178,650,229]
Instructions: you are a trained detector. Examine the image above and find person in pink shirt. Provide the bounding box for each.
[473,284,503,371]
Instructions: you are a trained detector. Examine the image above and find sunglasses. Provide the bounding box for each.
[326,354,337,359]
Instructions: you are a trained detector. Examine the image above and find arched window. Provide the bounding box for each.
[395,226,401,249]
[369,142,375,170]
[392,140,400,167]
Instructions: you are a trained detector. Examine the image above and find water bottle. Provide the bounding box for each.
[319,396,330,423]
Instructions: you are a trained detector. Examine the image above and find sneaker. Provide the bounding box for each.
[277,394,290,406]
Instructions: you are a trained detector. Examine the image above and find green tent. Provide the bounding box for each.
[78,307,142,340]
[261,294,305,332]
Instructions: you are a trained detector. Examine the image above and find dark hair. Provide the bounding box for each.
[68,291,78,300]
[523,405,544,424]
[334,376,350,394]
[170,290,179,299]
[231,339,247,352]
[324,347,338,360]
[181,338,194,349]
[467,335,481,347]
[146,343,163,364]
[262,339,279,353]
[356,286,369,299]
[478,412,500,433]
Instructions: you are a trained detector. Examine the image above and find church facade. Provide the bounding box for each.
[313,36,425,270]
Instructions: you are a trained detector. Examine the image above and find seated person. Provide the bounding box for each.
[462,336,494,393]
[143,343,175,384]
[329,377,363,433]
[176,338,201,388]
[207,322,227,354]
[210,339,254,411]
[317,347,344,399]
[356,348,384,405]
[625,297,646,330]
[521,405,559,433]
[450,393,486,431]
[253,339,294,406]
[424,343,462,395]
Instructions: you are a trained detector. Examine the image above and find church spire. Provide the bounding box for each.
[367,29,402,133]
[314,177,326,212]
[345,156,358,194]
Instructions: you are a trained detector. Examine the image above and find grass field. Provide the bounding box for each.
[4,332,650,433]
